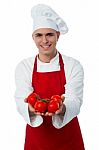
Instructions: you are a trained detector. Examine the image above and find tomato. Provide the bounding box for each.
[27,92,39,106]
[34,100,47,113]
[51,95,62,104]
[48,100,59,113]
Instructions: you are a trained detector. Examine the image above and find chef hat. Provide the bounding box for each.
[31,4,68,34]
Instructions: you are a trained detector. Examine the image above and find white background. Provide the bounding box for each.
[0,0,99,149]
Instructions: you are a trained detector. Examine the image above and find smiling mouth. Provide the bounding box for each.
[40,44,51,49]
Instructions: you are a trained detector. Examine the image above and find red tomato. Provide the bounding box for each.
[51,95,62,104]
[27,92,39,106]
[34,100,47,113]
[48,100,59,113]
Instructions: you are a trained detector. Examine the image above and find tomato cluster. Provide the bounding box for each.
[26,93,62,113]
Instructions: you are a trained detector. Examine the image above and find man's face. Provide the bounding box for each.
[32,28,60,56]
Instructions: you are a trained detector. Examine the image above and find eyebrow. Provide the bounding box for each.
[34,32,55,36]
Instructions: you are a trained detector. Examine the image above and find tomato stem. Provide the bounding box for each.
[40,99,49,102]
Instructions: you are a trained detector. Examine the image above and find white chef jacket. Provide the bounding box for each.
[14,52,84,129]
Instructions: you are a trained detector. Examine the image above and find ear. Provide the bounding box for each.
[32,33,34,40]
[57,32,60,40]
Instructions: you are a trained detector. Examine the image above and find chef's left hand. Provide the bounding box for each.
[44,95,66,116]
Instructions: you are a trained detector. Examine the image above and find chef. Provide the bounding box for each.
[14,4,85,150]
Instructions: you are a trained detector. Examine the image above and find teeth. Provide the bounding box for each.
[43,46,50,48]
[41,45,51,49]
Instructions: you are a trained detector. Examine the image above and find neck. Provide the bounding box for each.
[38,50,57,63]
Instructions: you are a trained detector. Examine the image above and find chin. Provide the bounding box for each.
[40,48,52,54]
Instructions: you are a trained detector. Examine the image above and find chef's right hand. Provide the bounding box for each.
[24,98,45,116]
[28,103,46,116]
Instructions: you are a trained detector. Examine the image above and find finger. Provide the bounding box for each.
[28,103,35,112]
[24,98,28,103]
[60,101,62,105]
[34,111,45,115]
[55,105,63,114]
[48,113,54,116]
[35,112,41,115]
[44,112,49,116]
[41,113,45,116]
[61,95,65,102]
[55,109,61,114]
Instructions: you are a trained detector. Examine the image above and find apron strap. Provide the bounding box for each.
[33,55,37,72]
[58,52,66,93]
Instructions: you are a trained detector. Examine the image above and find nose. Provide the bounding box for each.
[42,35,48,43]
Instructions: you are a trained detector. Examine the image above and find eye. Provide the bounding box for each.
[35,33,42,37]
[47,33,55,36]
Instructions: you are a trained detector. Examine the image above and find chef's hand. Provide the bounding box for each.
[44,95,66,116]
[24,98,46,116]
[55,95,66,115]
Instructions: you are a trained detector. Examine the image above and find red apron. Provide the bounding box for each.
[24,52,85,150]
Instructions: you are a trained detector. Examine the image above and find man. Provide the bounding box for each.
[15,4,85,150]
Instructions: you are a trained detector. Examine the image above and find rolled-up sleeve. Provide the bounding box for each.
[52,58,84,129]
